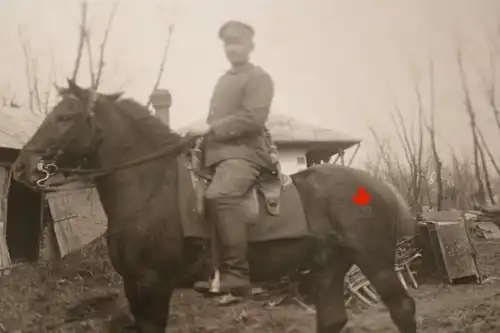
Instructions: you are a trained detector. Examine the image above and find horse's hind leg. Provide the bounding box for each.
[356,260,416,333]
[312,250,352,333]
[123,276,173,333]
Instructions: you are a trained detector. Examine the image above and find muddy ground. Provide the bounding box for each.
[1,238,500,333]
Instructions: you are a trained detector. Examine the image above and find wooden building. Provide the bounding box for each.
[0,107,107,276]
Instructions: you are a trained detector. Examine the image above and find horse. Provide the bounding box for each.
[11,79,417,333]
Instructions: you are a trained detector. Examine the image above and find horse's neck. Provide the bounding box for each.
[92,114,181,235]
[94,107,180,169]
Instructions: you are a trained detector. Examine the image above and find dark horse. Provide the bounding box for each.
[12,80,417,333]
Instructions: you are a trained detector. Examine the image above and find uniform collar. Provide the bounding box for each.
[228,62,254,74]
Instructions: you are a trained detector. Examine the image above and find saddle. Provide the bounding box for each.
[178,142,309,242]
[186,138,285,217]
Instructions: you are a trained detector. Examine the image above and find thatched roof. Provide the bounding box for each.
[0,107,44,150]
[178,113,361,151]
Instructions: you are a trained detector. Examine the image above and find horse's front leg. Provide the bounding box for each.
[123,275,173,333]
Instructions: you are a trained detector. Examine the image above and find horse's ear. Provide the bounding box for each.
[54,84,68,96]
[106,92,123,103]
[66,79,86,100]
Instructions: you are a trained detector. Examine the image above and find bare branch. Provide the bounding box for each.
[368,127,409,193]
[390,97,415,168]
[408,70,426,212]
[71,1,88,82]
[146,24,175,109]
[94,3,118,90]
[18,28,34,113]
[389,111,412,167]
[476,124,500,177]
[485,49,500,137]
[84,31,96,87]
[457,48,488,205]
[411,72,425,177]
[368,127,391,171]
[424,58,444,210]
[478,139,495,204]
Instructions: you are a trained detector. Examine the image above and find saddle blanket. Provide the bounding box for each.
[177,157,310,242]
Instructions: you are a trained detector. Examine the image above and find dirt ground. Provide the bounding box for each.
[1,238,500,333]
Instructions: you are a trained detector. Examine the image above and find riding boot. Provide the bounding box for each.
[193,203,220,294]
[192,243,216,293]
[192,206,250,294]
[215,206,251,294]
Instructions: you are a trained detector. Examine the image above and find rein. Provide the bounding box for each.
[35,134,201,191]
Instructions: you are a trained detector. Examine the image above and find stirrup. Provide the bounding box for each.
[216,293,243,306]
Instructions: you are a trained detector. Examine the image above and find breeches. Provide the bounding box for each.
[205,159,260,221]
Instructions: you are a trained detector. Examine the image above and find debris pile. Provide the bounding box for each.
[465,206,500,240]
[344,237,421,307]
[464,206,500,222]
[396,236,420,263]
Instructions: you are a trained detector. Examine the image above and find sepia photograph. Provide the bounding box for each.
[0,0,499,332]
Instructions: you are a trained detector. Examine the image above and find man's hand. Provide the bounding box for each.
[186,122,211,137]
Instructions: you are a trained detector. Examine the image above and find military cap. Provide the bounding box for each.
[218,20,255,41]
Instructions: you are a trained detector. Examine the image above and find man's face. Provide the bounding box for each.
[223,36,254,66]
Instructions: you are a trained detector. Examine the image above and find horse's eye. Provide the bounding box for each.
[57,115,71,122]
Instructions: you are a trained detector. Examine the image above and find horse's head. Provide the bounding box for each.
[12,79,122,188]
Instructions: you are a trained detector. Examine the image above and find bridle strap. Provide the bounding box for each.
[87,89,99,116]
[36,134,203,190]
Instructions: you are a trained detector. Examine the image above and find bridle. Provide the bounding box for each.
[25,89,201,192]
[31,89,101,188]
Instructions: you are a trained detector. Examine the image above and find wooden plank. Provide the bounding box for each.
[0,167,12,276]
[46,184,107,258]
[53,218,82,257]
[434,220,479,282]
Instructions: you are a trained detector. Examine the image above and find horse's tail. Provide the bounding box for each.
[385,182,417,240]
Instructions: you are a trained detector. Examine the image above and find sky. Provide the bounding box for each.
[0,0,499,167]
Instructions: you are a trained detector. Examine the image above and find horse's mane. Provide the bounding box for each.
[111,97,183,147]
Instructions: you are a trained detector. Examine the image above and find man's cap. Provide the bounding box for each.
[218,20,255,41]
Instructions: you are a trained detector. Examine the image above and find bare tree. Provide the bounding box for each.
[387,87,425,213]
[481,40,500,137]
[71,1,117,90]
[18,1,117,116]
[475,124,500,177]
[18,28,52,114]
[423,59,444,210]
[408,70,426,212]
[368,127,410,194]
[71,1,88,82]
[84,31,96,87]
[451,153,476,210]
[457,48,495,205]
[94,3,118,90]
[146,24,175,109]
[475,38,500,177]
[19,28,35,113]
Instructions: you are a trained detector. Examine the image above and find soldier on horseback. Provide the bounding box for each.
[189,20,278,295]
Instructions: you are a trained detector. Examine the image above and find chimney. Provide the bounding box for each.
[150,89,172,126]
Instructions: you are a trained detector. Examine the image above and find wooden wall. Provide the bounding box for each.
[0,166,107,276]
[0,167,12,276]
[45,184,107,258]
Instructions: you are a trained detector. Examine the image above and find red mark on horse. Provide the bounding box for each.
[352,186,371,206]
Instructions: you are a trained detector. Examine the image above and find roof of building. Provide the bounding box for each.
[0,106,362,153]
[0,106,45,150]
[178,113,362,151]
